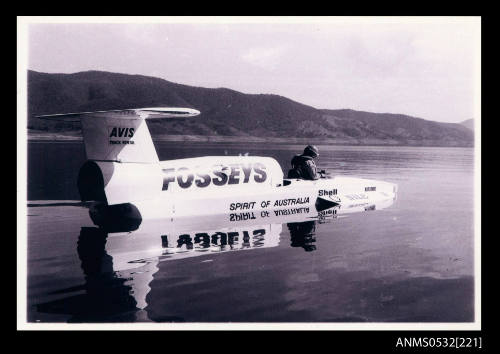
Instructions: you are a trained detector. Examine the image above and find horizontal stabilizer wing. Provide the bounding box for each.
[34,107,200,163]
[36,107,201,121]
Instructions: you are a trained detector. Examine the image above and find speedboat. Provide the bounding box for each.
[38,107,397,229]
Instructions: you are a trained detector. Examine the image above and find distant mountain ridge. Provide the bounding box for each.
[27,70,474,147]
[460,119,474,131]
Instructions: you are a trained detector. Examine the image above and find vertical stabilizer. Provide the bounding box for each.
[81,114,158,163]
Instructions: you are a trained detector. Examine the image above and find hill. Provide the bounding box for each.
[27,70,474,147]
[460,119,474,131]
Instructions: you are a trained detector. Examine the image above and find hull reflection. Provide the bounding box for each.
[35,227,152,322]
[35,196,395,322]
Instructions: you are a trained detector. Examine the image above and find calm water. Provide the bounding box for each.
[26,142,475,322]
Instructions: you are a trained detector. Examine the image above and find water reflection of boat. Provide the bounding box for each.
[35,227,151,322]
[288,221,317,252]
[35,197,395,321]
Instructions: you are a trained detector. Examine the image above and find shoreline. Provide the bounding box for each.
[26,132,474,148]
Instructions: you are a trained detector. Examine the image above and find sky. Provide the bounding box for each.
[26,17,481,123]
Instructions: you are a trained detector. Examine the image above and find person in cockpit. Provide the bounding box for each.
[287,145,321,180]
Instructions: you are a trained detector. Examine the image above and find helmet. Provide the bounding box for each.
[303,145,319,158]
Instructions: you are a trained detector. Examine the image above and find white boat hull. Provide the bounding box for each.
[89,174,397,229]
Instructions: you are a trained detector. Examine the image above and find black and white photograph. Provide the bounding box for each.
[17,16,481,332]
